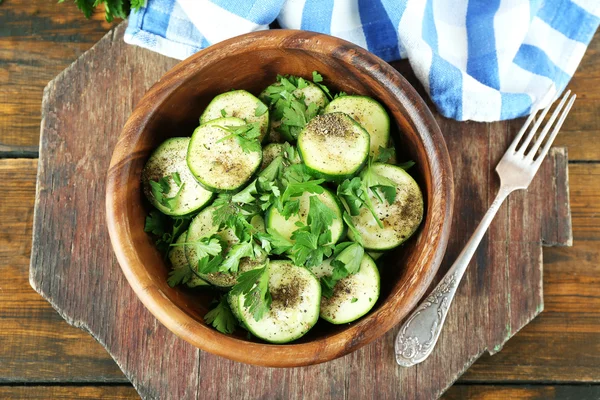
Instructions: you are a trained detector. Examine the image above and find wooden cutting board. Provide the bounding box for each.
[30,23,572,400]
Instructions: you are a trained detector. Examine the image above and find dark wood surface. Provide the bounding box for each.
[30,21,569,400]
[0,1,598,399]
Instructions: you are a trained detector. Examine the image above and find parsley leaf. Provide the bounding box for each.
[231,264,272,321]
[167,265,193,288]
[219,241,254,273]
[216,122,262,153]
[312,70,333,100]
[343,211,363,246]
[351,297,358,303]
[149,173,184,211]
[204,296,238,334]
[375,146,396,163]
[397,160,416,170]
[320,242,364,298]
[362,162,397,204]
[220,109,227,117]
[337,177,383,229]
[255,101,268,117]
[144,212,192,258]
[288,195,336,267]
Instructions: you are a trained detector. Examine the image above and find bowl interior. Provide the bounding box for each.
[108,30,452,365]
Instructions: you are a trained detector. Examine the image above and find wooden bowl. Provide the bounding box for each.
[106,30,454,367]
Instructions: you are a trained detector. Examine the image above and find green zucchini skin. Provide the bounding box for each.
[324,95,390,158]
[200,90,270,142]
[142,137,214,216]
[297,113,370,182]
[187,119,262,193]
[237,260,321,343]
[349,163,424,251]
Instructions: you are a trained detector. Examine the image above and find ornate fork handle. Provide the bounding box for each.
[395,185,512,367]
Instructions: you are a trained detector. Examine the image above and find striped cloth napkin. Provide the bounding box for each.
[124,0,599,122]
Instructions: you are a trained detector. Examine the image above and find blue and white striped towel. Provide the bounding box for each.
[125,0,599,122]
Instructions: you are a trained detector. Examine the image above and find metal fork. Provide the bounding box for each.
[394,90,577,367]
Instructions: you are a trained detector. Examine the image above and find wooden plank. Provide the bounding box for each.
[28,22,575,399]
[0,0,117,149]
[443,384,600,400]
[0,386,138,399]
[0,159,126,382]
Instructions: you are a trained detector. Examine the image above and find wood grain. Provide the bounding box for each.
[27,23,575,399]
[0,159,125,382]
[443,384,600,400]
[0,386,138,399]
[0,0,117,151]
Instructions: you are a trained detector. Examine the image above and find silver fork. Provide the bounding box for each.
[394,90,577,367]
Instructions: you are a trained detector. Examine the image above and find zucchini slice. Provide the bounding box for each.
[237,260,321,343]
[349,163,424,250]
[169,231,210,288]
[265,188,345,244]
[297,113,370,181]
[311,253,380,324]
[324,96,390,158]
[260,143,284,170]
[260,80,329,143]
[200,90,269,141]
[187,118,262,192]
[185,207,266,288]
[142,137,214,216]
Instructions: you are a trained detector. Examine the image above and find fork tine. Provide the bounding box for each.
[526,90,572,160]
[534,94,576,166]
[516,95,555,153]
[508,110,537,152]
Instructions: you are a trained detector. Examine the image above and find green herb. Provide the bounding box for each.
[149,172,184,211]
[397,160,416,170]
[343,211,363,246]
[59,0,143,22]
[312,71,334,100]
[230,264,272,321]
[144,211,191,257]
[351,297,358,303]
[220,109,227,117]
[255,228,293,255]
[321,242,364,298]
[362,161,397,204]
[288,195,337,267]
[255,101,268,117]
[219,241,254,273]
[216,122,262,153]
[167,265,193,288]
[260,74,325,141]
[375,146,396,163]
[337,177,383,228]
[204,296,238,334]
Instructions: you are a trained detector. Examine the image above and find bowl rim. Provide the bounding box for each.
[106,29,454,367]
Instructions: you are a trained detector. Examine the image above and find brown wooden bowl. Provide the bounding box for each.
[106,30,454,367]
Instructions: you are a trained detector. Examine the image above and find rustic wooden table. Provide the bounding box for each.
[1,2,598,399]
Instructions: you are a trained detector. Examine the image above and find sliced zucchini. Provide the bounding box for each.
[261,80,329,143]
[200,90,269,141]
[168,231,210,288]
[324,96,390,158]
[311,253,380,324]
[367,251,384,261]
[265,188,345,244]
[185,207,265,288]
[349,163,424,250]
[237,260,321,343]
[142,137,214,216]
[187,119,262,192]
[297,113,370,181]
[227,292,246,329]
[250,214,265,233]
[260,143,284,170]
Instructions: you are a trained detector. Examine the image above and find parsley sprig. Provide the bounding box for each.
[321,242,365,298]
[230,264,272,321]
[59,0,144,22]
[216,122,262,153]
[205,296,238,334]
[144,211,191,258]
[149,172,184,212]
